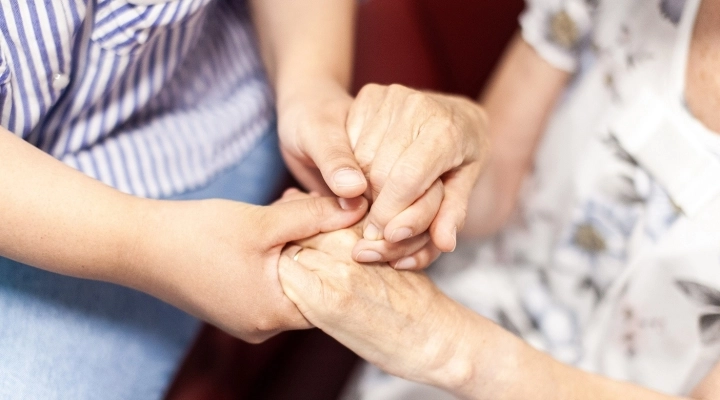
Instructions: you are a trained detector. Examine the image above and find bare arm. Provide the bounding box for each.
[277,224,720,400]
[462,33,571,238]
[0,128,367,342]
[249,0,367,198]
[448,308,696,400]
[249,0,355,97]
[0,129,141,281]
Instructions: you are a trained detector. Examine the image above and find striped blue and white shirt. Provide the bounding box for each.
[0,0,274,198]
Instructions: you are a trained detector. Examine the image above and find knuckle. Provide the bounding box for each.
[456,204,468,223]
[430,179,445,198]
[321,143,354,168]
[455,205,469,231]
[441,119,461,139]
[354,147,375,172]
[368,166,388,190]
[337,229,360,246]
[387,83,408,95]
[391,161,425,193]
[305,198,326,219]
[405,91,428,111]
[337,264,353,282]
[430,124,463,168]
[359,83,382,97]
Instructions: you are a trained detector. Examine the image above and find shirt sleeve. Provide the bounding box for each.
[519,0,593,72]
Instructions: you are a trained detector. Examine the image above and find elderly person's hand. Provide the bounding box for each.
[278,253,471,390]
[279,229,720,400]
[347,84,489,270]
[280,222,482,391]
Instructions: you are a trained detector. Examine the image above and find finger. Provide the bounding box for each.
[390,242,442,271]
[351,233,431,264]
[363,89,431,200]
[363,123,455,240]
[391,245,442,271]
[352,86,409,183]
[304,122,367,198]
[383,179,443,243]
[362,120,416,202]
[284,246,343,274]
[278,248,356,328]
[429,165,481,252]
[281,147,334,196]
[281,244,305,261]
[264,196,367,246]
[292,221,363,252]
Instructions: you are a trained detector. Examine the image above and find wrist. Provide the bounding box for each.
[108,197,162,289]
[276,74,351,114]
[113,198,200,301]
[427,306,525,400]
[418,299,480,394]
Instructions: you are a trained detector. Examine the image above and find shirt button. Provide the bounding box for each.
[52,73,70,90]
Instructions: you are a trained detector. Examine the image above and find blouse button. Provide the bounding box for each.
[52,73,70,90]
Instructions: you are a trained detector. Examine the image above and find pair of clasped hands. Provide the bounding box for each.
[151,83,487,368]
[271,82,487,363]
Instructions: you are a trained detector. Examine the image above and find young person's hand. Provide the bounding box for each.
[0,129,367,344]
[124,191,367,343]
[277,78,367,198]
[252,0,481,269]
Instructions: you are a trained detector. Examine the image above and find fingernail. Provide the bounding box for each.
[356,250,382,263]
[333,169,364,187]
[451,226,458,252]
[389,227,413,243]
[338,197,363,210]
[363,224,382,240]
[394,257,417,270]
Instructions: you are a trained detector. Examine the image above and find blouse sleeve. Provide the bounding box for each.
[519,0,593,72]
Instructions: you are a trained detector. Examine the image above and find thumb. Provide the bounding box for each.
[305,127,367,198]
[263,195,367,246]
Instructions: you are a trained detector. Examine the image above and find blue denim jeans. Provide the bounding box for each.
[0,132,289,399]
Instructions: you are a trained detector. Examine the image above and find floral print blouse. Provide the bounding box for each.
[348,0,720,398]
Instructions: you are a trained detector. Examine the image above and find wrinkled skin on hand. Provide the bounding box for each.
[347,84,489,270]
[279,210,473,387]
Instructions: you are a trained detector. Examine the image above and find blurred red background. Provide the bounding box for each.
[165,1,523,399]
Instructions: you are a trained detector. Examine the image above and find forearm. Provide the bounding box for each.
[249,0,356,104]
[0,129,145,282]
[436,306,704,400]
[462,33,570,238]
